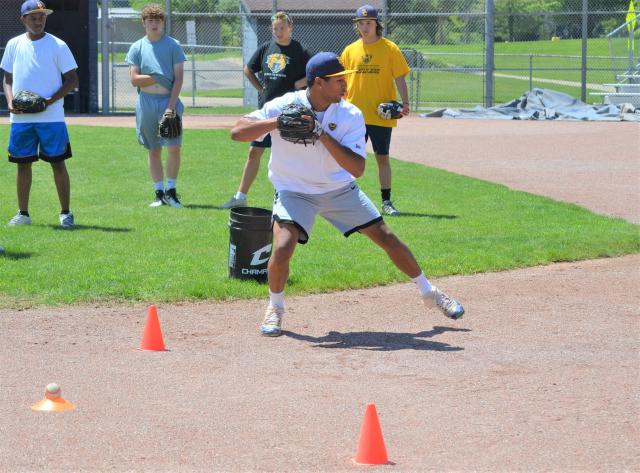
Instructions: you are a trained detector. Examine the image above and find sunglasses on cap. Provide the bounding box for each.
[271,12,291,22]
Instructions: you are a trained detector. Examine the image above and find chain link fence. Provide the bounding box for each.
[99,0,638,112]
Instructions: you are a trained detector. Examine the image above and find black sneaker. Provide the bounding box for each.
[165,188,182,208]
[149,190,167,208]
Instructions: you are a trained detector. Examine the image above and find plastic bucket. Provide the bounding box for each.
[228,207,273,282]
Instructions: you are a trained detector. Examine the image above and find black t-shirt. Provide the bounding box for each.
[248,39,311,106]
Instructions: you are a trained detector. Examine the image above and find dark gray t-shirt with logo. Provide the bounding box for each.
[248,39,311,106]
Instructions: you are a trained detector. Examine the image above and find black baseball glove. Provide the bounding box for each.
[12,90,47,114]
[377,101,404,120]
[158,110,182,139]
[277,103,322,146]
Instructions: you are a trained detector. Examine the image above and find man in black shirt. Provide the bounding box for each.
[221,12,311,209]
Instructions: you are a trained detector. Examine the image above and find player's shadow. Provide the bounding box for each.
[184,204,218,210]
[394,212,457,219]
[282,325,469,351]
[48,224,132,232]
[1,251,33,260]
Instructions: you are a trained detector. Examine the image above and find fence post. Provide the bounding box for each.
[581,0,588,102]
[272,0,277,14]
[629,26,635,72]
[382,0,388,27]
[100,0,109,114]
[485,0,494,107]
[165,0,171,36]
[529,54,533,92]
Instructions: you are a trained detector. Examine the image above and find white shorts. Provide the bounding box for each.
[272,183,382,244]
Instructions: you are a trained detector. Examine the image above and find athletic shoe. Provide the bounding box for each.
[261,305,284,337]
[0,245,4,254]
[165,188,182,208]
[381,200,400,216]
[221,196,248,209]
[8,212,32,226]
[59,212,75,228]
[149,190,167,208]
[424,288,465,320]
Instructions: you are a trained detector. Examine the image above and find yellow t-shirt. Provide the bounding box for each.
[340,37,410,127]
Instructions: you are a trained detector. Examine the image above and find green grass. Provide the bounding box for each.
[405,38,626,104]
[183,88,243,98]
[111,106,254,115]
[183,105,253,115]
[0,125,637,307]
[99,50,241,63]
[410,70,607,106]
[407,38,612,58]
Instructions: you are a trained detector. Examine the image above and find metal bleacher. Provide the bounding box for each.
[591,63,640,106]
[591,13,640,106]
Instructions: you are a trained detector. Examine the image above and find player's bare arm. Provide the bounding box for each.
[294,77,307,90]
[243,65,265,93]
[319,133,365,178]
[129,65,156,87]
[167,62,184,111]
[2,71,19,113]
[46,68,78,106]
[231,117,278,142]
[394,75,410,115]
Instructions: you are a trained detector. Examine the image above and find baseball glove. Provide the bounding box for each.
[277,103,322,146]
[12,90,47,114]
[377,101,404,120]
[158,110,182,139]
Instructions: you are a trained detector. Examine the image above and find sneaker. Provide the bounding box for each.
[424,287,465,320]
[59,212,75,228]
[382,200,400,216]
[260,305,284,337]
[165,188,182,208]
[0,245,4,254]
[8,212,31,226]
[221,196,248,209]
[149,190,167,208]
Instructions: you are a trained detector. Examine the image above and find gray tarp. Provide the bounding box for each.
[422,88,640,121]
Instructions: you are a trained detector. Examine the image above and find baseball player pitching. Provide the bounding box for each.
[231,52,465,337]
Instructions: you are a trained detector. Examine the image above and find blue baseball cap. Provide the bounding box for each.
[306,52,356,85]
[353,4,378,21]
[21,0,53,16]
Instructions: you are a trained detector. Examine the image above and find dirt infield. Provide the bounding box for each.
[1,115,638,472]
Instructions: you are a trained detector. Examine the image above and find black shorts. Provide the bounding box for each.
[365,124,393,155]
[251,133,272,148]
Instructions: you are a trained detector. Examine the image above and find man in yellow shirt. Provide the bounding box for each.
[341,4,410,216]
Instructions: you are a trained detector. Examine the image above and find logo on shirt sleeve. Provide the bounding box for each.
[328,123,337,131]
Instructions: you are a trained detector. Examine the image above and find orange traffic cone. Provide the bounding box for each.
[31,383,76,412]
[354,403,390,465]
[138,304,166,351]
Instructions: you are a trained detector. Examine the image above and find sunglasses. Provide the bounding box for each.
[271,13,291,23]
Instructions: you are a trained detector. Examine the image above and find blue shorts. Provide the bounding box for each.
[8,122,72,163]
[365,124,393,156]
[251,134,271,148]
[136,92,184,150]
[272,183,382,244]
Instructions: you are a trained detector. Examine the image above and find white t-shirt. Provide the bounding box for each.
[0,33,78,123]
[247,90,367,194]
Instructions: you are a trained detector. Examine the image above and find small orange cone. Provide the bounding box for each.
[354,403,390,465]
[138,304,166,351]
[31,383,76,412]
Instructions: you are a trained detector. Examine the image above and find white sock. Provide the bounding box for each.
[411,273,434,297]
[154,181,164,191]
[269,290,285,309]
[166,179,177,190]
[234,191,247,200]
